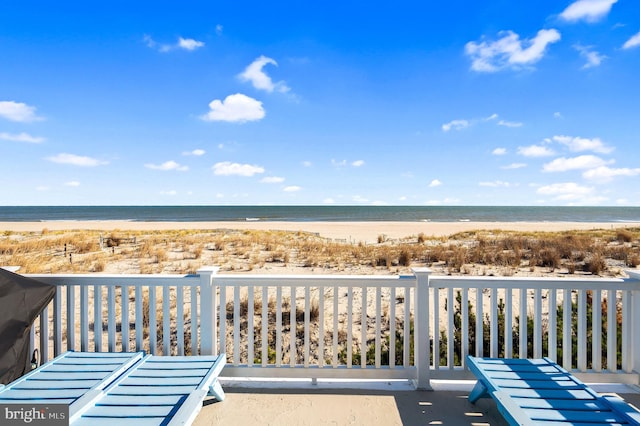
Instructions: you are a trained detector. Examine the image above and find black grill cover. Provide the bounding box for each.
[0,268,56,384]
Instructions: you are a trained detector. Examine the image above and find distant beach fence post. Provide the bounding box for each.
[412,267,433,390]
[198,266,220,356]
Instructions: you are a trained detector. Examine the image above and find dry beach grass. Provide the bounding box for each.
[3,221,639,364]
[1,222,639,277]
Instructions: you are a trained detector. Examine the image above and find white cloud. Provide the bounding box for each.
[351,160,365,167]
[215,24,224,36]
[428,179,442,187]
[46,153,108,167]
[238,56,290,93]
[160,190,178,196]
[479,180,514,187]
[502,163,527,169]
[560,0,617,23]
[465,29,561,72]
[65,181,80,187]
[485,113,499,121]
[178,37,205,51]
[518,145,556,157]
[36,186,50,191]
[283,186,301,192]
[554,112,563,119]
[200,93,265,123]
[331,159,347,167]
[0,132,45,143]
[0,101,43,122]
[212,161,264,176]
[497,120,523,128]
[352,195,369,203]
[536,182,595,201]
[442,119,469,132]
[543,155,613,172]
[144,35,205,52]
[144,160,189,171]
[323,198,335,204]
[302,161,312,167]
[260,176,285,183]
[583,166,640,183]
[492,148,507,155]
[552,135,613,153]
[623,31,640,49]
[574,44,607,68]
[183,149,205,156]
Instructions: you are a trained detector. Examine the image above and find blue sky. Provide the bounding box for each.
[1,0,639,206]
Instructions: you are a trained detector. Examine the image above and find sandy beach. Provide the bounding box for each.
[2,220,636,243]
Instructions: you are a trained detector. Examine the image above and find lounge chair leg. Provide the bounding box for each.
[468,380,488,404]
[209,379,226,401]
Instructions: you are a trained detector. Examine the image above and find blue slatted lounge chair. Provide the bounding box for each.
[69,354,226,426]
[0,351,145,418]
[1,351,226,426]
[467,356,640,425]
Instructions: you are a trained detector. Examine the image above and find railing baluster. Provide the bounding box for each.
[176,286,184,355]
[505,288,513,359]
[67,285,76,351]
[81,285,89,352]
[461,288,469,367]
[108,285,116,352]
[403,286,410,367]
[94,285,102,352]
[318,286,325,368]
[519,288,526,359]
[448,287,455,367]
[248,286,254,366]
[135,286,143,352]
[122,285,129,353]
[533,288,542,358]
[562,289,572,369]
[548,289,557,361]
[162,285,171,355]
[332,285,338,367]
[592,289,602,372]
[375,286,381,369]
[577,289,587,371]
[304,286,310,368]
[607,289,616,372]
[149,286,157,355]
[262,286,268,367]
[290,285,296,367]
[361,286,367,369]
[347,287,353,368]
[433,287,440,368]
[389,287,396,368]
[475,287,483,358]
[39,306,49,363]
[490,288,497,358]
[622,290,631,373]
[191,284,198,356]
[219,285,227,359]
[275,286,282,367]
[54,288,62,356]
[234,287,240,365]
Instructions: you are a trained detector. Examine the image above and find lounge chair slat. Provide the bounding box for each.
[522,407,625,423]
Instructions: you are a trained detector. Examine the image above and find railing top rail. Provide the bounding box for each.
[213,273,416,288]
[24,273,201,287]
[429,274,640,290]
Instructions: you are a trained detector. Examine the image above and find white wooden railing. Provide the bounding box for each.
[26,268,640,389]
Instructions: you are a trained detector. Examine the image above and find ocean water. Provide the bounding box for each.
[0,206,639,223]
